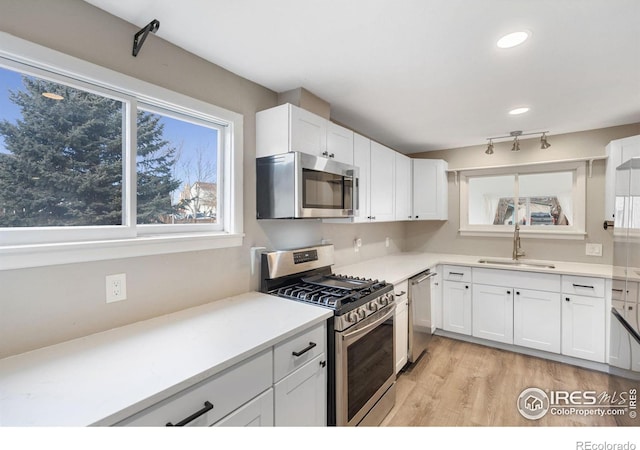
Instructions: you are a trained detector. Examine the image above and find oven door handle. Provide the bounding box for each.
[341,304,396,344]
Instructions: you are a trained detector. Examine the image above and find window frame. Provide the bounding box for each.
[0,33,243,270]
[459,161,586,240]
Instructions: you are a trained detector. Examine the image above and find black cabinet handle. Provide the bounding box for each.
[516,291,520,295]
[319,360,326,368]
[612,288,624,292]
[507,290,511,294]
[449,272,465,276]
[292,342,317,357]
[572,283,594,289]
[565,297,571,302]
[166,401,213,426]
[465,285,469,289]
[415,216,419,219]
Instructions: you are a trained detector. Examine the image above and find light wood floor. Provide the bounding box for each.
[381,336,625,426]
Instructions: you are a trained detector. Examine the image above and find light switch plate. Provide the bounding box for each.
[585,243,602,257]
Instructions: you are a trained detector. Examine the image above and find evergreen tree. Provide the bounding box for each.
[0,76,179,227]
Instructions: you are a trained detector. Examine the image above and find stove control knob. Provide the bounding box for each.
[347,311,358,323]
[367,301,378,312]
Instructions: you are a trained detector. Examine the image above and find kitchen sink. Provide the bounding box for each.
[477,258,556,269]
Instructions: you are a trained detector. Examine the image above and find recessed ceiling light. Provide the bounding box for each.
[497,31,530,49]
[42,92,64,100]
[508,107,530,115]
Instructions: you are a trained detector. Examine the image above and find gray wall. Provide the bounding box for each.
[406,123,640,263]
[0,0,405,358]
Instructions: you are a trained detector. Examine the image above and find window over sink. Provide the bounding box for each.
[460,162,586,239]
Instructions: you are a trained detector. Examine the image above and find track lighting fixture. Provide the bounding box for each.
[484,130,550,155]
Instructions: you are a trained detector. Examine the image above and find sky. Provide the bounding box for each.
[0,65,219,203]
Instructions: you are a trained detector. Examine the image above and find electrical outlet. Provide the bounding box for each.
[106,273,127,303]
[585,243,602,257]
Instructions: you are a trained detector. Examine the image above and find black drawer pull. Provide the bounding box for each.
[449,272,465,276]
[507,290,511,294]
[565,297,571,302]
[465,285,469,289]
[319,360,327,368]
[166,401,213,426]
[516,291,520,295]
[572,283,594,289]
[612,288,624,292]
[292,342,317,357]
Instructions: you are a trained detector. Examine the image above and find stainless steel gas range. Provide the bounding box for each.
[260,244,396,426]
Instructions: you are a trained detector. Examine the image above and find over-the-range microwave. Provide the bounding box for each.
[256,152,359,219]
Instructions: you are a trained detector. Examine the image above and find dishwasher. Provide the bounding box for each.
[408,269,437,363]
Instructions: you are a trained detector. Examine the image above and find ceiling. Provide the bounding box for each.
[83,0,640,153]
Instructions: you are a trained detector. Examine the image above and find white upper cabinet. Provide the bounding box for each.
[412,159,448,220]
[256,103,354,165]
[605,135,640,221]
[353,133,371,223]
[394,152,412,221]
[369,141,396,222]
[327,122,354,165]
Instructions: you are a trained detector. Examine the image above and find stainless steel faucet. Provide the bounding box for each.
[512,223,525,260]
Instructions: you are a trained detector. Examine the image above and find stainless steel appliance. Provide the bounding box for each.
[260,244,396,426]
[609,157,640,382]
[256,152,359,219]
[408,269,436,363]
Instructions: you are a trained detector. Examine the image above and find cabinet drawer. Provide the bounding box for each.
[274,322,326,382]
[473,267,560,292]
[562,275,605,298]
[118,349,273,426]
[612,279,639,302]
[443,265,471,282]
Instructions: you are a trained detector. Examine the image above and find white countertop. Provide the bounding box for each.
[0,291,332,427]
[335,252,617,285]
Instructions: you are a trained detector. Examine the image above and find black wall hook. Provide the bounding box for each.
[132,19,160,57]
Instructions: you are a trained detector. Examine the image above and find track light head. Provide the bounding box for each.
[540,133,551,149]
[511,136,520,152]
[485,140,494,155]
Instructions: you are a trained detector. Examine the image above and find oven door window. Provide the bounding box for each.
[302,169,352,209]
[346,316,394,422]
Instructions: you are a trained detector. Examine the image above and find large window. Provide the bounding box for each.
[0,33,243,269]
[460,162,586,238]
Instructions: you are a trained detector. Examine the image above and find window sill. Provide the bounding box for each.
[459,229,586,240]
[0,232,245,270]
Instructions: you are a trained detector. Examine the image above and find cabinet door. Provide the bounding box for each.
[513,288,561,353]
[472,284,513,344]
[327,122,354,165]
[412,159,448,220]
[442,280,471,335]
[369,141,395,222]
[395,294,409,374]
[289,104,327,157]
[394,152,412,221]
[353,134,371,223]
[213,389,273,427]
[274,354,327,426]
[561,294,605,362]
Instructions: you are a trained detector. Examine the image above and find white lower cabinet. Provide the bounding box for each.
[274,354,327,426]
[442,280,472,335]
[513,288,561,353]
[472,284,513,344]
[394,280,409,373]
[214,389,273,427]
[562,293,605,362]
[117,349,273,426]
